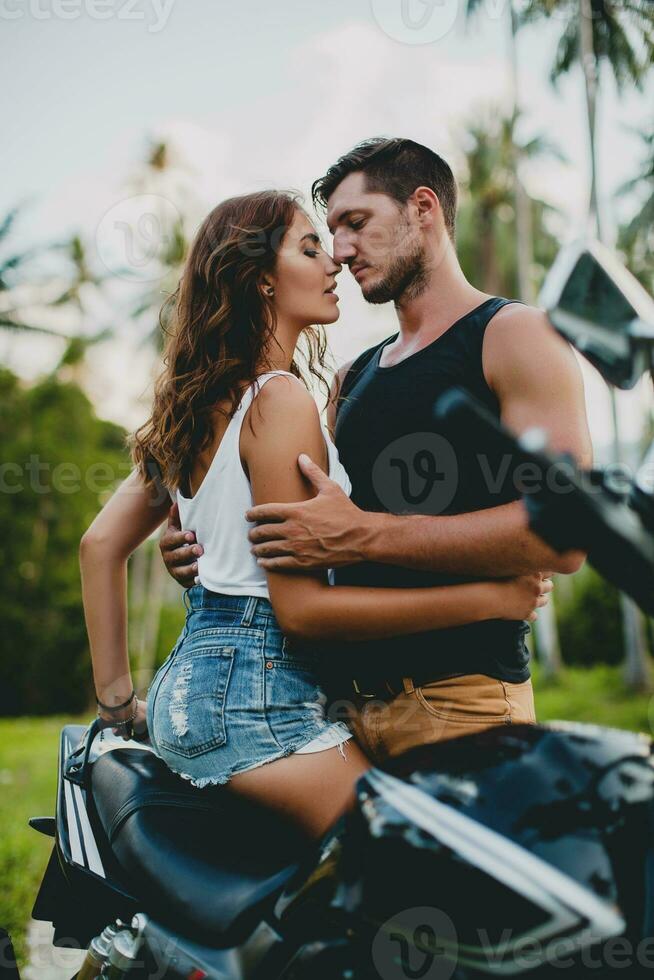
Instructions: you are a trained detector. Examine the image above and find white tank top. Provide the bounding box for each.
[174,371,352,599]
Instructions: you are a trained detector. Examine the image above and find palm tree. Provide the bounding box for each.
[0,207,70,340]
[617,123,654,292]
[122,139,195,679]
[465,0,538,301]
[0,209,115,367]
[464,1,566,676]
[521,0,653,90]
[457,109,562,296]
[455,107,565,676]
[519,0,654,240]
[519,0,653,691]
[126,139,191,353]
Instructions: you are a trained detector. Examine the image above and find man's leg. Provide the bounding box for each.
[339,674,536,765]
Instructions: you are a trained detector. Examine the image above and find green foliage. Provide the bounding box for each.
[532,663,653,734]
[555,564,625,666]
[154,599,186,668]
[0,368,131,715]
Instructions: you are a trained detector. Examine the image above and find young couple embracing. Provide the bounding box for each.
[81,137,591,840]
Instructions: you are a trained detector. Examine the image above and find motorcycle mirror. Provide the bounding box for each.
[539,237,654,390]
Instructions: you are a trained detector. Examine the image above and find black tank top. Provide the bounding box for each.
[332,296,530,685]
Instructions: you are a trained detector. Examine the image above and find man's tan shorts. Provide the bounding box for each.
[342,673,536,765]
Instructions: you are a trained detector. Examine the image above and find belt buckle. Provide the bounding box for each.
[352,678,377,699]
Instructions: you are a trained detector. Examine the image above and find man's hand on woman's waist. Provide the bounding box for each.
[159,501,205,588]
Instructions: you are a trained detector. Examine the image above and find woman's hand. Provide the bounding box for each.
[98,697,149,742]
[130,698,149,741]
[498,573,553,622]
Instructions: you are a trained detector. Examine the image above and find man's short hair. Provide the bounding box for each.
[312,137,458,239]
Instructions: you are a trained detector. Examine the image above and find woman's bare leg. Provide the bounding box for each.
[228,740,371,838]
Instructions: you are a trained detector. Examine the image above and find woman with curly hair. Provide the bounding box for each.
[80,190,550,838]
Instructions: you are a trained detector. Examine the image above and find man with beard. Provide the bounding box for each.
[160,138,591,762]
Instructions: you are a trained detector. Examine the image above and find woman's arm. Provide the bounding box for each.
[79,468,172,711]
[242,377,548,644]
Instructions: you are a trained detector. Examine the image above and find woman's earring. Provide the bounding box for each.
[265,286,275,297]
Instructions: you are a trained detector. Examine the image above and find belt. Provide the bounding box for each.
[350,669,465,701]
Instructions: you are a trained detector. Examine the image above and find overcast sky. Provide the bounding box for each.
[2,0,652,450]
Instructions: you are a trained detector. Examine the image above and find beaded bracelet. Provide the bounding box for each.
[110,697,139,728]
[98,696,139,742]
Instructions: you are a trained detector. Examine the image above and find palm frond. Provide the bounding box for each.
[550,16,579,85]
[0,317,69,338]
[0,208,20,245]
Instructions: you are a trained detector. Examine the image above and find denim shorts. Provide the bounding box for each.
[146,586,351,787]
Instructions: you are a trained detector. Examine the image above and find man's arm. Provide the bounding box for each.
[249,308,591,577]
[158,359,354,589]
[365,307,591,576]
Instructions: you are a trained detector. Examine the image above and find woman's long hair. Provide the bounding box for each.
[130,191,330,492]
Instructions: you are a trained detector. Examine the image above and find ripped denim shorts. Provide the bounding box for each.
[146,586,351,787]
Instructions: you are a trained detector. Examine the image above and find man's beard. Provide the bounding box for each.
[361,239,429,305]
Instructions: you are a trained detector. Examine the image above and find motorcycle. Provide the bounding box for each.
[22,239,654,979]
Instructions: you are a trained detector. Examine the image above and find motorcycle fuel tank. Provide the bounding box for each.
[345,722,654,978]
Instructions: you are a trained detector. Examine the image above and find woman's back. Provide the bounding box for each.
[175,371,351,599]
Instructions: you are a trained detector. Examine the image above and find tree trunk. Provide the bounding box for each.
[508,2,535,304]
[579,0,603,241]
[610,389,652,691]
[480,209,501,294]
[534,601,563,681]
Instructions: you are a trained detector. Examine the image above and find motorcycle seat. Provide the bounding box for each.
[92,747,310,946]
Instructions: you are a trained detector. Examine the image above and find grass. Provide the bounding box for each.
[1,666,652,972]
[0,713,87,972]
[532,663,654,735]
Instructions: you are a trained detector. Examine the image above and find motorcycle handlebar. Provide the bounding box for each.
[434,388,654,616]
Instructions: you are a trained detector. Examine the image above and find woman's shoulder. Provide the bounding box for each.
[255,373,319,416]
[241,373,327,467]
[242,373,322,443]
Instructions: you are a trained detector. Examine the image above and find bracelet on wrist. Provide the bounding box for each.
[111,697,138,728]
[98,696,138,734]
[96,688,135,713]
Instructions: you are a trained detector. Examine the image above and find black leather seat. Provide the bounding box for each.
[92,748,311,946]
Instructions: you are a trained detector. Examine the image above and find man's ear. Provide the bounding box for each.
[412,186,440,226]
